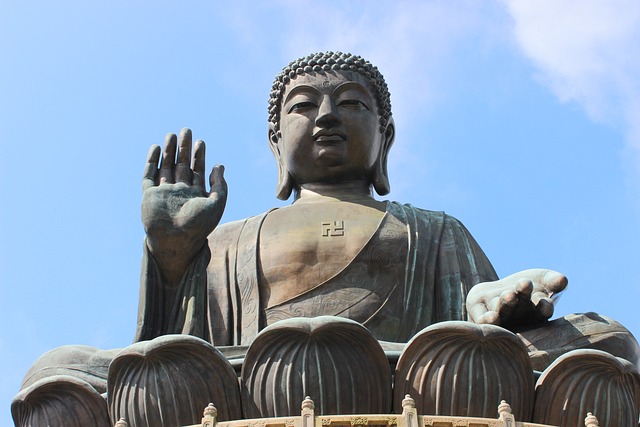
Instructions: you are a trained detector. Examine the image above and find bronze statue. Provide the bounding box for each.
[139,54,556,341]
[136,52,634,355]
[12,52,640,427]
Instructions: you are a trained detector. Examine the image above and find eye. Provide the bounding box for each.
[288,101,316,113]
[338,99,369,110]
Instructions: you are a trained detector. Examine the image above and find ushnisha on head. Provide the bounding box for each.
[268,51,395,200]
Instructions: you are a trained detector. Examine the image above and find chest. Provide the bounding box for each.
[258,201,387,306]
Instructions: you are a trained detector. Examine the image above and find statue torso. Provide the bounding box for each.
[258,198,390,311]
[207,200,495,343]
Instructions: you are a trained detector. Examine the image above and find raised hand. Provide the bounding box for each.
[466,269,568,329]
[142,128,227,285]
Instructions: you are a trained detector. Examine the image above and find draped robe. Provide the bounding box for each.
[135,202,498,345]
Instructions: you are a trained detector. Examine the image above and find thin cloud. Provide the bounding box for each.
[504,0,640,169]
[268,1,503,120]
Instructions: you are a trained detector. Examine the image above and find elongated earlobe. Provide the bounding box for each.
[268,128,295,200]
[372,120,395,196]
[276,170,294,200]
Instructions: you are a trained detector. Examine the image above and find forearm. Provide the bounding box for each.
[145,235,209,286]
[135,239,211,342]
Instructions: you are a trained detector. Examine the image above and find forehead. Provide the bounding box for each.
[282,71,374,99]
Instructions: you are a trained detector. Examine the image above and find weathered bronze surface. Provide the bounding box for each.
[12,51,640,426]
[394,321,535,418]
[532,349,640,426]
[241,317,391,418]
[108,335,242,426]
[12,375,111,427]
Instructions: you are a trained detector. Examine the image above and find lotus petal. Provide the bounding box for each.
[241,316,391,418]
[394,321,534,420]
[108,334,241,427]
[533,349,640,427]
[11,375,110,427]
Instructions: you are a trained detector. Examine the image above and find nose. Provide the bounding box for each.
[315,95,341,128]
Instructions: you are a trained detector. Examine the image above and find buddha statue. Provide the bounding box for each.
[12,52,640,427]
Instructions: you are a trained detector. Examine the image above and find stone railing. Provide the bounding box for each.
[112,395,602,427]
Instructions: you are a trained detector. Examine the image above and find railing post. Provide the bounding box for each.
[401,395,418,427]
[497,400,515,427]
[584,412,600,427]
[301,396,315,427]
[201,403,218,427]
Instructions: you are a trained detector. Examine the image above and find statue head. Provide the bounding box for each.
[267,52,395,200]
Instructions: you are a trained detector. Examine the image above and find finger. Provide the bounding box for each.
[531,290,555,316]
[497,290,519,320]
[535,297,554,319]
[142,145,161,191]
[468,302,489,323]
[515,278,533,298]
[175,128,192,184]
[531,290,549,305]
[192,139,206,190]
[488,295,500,313]
[478,311,500,325]
[542,270,568,295]
[159,133,177,184]
[209,164,227,199]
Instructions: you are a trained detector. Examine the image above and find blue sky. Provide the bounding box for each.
[2,1,640,424]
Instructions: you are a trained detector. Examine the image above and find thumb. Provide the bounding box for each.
[209,165,227,199]
[542,270,568,294]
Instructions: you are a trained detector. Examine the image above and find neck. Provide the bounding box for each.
[294,180,374,202]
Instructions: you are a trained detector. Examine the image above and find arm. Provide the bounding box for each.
[142,128,227,286]
[466,269,568,329]
[135,128,227,342]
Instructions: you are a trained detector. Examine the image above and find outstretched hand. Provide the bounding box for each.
[142,128,227,284]
[466,269,568,329]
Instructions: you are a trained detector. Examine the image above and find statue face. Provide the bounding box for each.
[273,71,387,188]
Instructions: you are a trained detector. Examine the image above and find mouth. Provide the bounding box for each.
[313,131,346,145]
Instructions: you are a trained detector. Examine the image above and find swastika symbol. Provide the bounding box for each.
[321,221,345,237]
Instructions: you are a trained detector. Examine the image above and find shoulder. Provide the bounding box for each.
[210,219,246,240]
[208,211,273,250]
[388,201,465,226]
[388,202,479,243]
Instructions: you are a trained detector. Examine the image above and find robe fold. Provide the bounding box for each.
[135,202,498,346]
